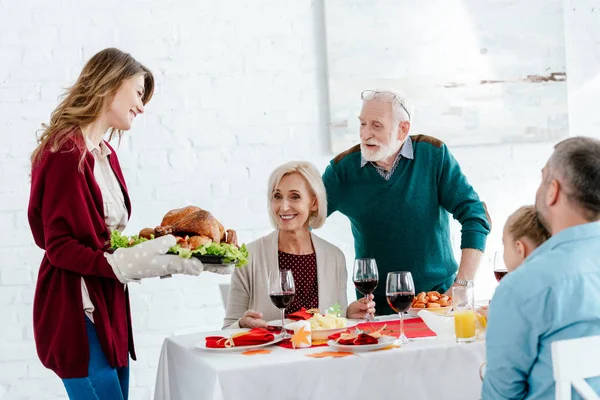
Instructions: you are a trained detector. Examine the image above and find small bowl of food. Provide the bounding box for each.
[269,313,358,341]
[408,291,453,317]
[306,313,359,341]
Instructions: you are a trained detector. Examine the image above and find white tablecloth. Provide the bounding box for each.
[154,327,486,400]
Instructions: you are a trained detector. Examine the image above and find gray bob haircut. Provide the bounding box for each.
[267,161,328,229]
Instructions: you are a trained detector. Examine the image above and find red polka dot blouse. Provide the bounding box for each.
[278,250,318,317]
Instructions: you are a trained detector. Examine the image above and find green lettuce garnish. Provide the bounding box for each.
[110,230,248,268]
[326,302,343,317]
[170,242,249,267]
[110,230,149,248]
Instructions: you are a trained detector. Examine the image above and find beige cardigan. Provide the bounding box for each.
[223,230,348,329]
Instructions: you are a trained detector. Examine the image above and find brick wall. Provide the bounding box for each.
[0,0,597,398]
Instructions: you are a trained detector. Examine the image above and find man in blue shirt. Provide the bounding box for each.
[482,136,600,399]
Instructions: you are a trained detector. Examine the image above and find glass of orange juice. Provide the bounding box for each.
[452,285,476,343]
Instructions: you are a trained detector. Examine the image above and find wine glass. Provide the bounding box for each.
[493,250,508,283]
[268,269,295,339]
[352,258,378,321]
[386,271,415,344]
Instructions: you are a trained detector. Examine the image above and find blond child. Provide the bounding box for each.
[479,206,550,318]
[501,205,550,271]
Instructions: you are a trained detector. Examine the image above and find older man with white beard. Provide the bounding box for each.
[482,137,600,399]
[322,89,491,315]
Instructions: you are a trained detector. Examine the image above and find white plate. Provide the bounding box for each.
[408,306,452,318]
[327,335,397,352]
[196,332,284,352]
[267,319,359,341]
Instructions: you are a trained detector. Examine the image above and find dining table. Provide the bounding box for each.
[153,315,486,400]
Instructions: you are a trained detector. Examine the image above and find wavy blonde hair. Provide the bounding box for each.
[31,48,154,169]
[267,161,328,229]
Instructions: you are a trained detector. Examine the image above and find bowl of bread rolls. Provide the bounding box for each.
[408,291,453,317]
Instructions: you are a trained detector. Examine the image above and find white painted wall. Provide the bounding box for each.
[0,0,597,398]
[564,0,600,138]
[325,0,569,151]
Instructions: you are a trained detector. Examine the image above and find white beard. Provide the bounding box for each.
[361,144,384,162]
[360,142,398,162]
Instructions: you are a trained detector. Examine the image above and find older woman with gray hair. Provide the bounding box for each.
[223,161,375,329]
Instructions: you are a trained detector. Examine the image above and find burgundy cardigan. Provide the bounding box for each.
[28,134,135,378]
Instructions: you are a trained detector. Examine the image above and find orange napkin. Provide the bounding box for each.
[205,328,275,348]
[288,308,313,321]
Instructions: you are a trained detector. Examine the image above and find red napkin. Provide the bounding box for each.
[288,308,313,321]
[205,328,274,348]
[328,332,379,346]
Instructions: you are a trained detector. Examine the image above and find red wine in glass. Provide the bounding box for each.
[268,269,295,339]
[386,292,415,313]
[269,292,295,309]
[494,270,508,282]
[493,251,508,283]
[352,258,379,321]
[354,278,378,296]
[386,271,415,344]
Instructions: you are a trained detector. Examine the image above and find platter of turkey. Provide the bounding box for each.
[110,206,248,267]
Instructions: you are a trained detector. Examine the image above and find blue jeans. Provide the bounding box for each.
[61,316,130,400]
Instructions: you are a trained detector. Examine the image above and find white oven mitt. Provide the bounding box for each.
[203,264,235,275]
[105,235,205,283]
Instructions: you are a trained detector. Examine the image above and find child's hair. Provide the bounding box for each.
[506,205,551,246]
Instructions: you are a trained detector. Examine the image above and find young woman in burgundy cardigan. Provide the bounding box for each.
[27,48,206,400]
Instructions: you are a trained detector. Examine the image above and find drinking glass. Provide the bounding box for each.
[493,250,508,282]
[385,271,415,343]
[453,285,476,343]
[352,258,379,321]
[268,269,295,339]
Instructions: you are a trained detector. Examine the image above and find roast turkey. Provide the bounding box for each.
[139,206,236,247]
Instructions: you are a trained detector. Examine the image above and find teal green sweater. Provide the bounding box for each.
[323,135,491,315]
